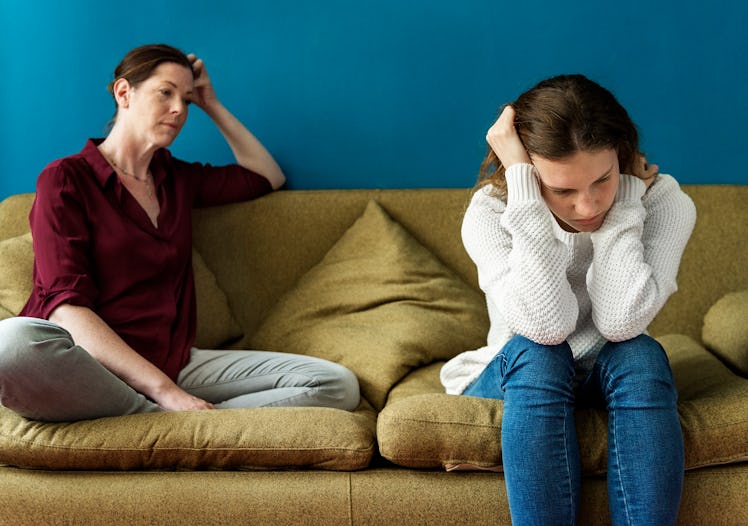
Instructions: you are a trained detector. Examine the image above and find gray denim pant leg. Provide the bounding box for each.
[0,317,161,422]
[177,348,360,411]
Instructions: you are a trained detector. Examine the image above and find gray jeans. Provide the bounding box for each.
[0,317,360,422]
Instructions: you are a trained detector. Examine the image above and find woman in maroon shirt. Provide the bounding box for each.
[0,44,359,421]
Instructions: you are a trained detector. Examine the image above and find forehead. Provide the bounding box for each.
[146,62,194,90]
[533,149,618,186]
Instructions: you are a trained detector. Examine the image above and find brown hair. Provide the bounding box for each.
[107,44,194,123]
[477,74,639,198]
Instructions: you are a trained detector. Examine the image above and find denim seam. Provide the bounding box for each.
[562,400,575,525]
[603,364,634,525]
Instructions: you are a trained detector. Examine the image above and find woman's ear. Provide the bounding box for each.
[112,78,132,109]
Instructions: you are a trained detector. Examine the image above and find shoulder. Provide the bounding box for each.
[36,153,91,196]
[466,186,506,216]
[36,139,110,194]
[463,187,506,234]
[643,174,696,218]
[462,186,509,254]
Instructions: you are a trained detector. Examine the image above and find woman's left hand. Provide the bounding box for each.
[634,153,659,191]
[187,53,218,110]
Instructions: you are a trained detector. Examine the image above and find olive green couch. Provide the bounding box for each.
[0,185,746,525]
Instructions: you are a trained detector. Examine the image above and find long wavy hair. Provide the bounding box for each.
[477,74,640,199]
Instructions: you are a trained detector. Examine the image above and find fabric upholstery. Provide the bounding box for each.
[0,232,242,350]
[648,185,748,341]
[0,401,376,470]
[4,464,747,526]
[250,200,489,409]
[0,232,33,319]
[191,249,243,349]
[0,185,747,524]
[378,335,748,474]
[702,289,748,375]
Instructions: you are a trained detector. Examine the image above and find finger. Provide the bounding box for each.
[195,397,215,410]
[496,105,516,129]
[487,106,515,141]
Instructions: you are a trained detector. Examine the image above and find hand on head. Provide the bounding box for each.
[186,53,218,109]
[486,105,532,169]
[633,153,659,190]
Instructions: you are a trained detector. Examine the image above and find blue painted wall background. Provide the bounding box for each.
[1,0,746,200]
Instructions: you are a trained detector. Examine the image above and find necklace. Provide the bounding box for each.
[106,156,154,197]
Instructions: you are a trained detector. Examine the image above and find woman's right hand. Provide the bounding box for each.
[486,105,532,168]
[153,383,215,412]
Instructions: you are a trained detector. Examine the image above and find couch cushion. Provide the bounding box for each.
[0,232,241,349]
[0,401,376,471]
[378,335,748,474]
[702,289,748,375]
[250,200,489,410]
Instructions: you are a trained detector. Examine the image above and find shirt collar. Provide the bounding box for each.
[82,138,117,188]
[82,138,170,188]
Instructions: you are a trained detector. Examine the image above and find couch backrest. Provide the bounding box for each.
[2,185,746,344]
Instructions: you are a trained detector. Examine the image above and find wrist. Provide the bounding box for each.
[616,173,646,202]
[197,96,224,117]
[506,163,541,203]
[143,375,180,402]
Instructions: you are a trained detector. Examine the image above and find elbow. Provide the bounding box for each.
[594,311,651,342]
[509,317,576,347]
[503,298,578,347]
[48,303,87,326]
[267,168,286,190]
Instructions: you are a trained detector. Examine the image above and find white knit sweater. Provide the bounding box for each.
[441,163,696,395]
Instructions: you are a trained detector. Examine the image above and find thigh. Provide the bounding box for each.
[579,334,677,408]
[462,335,575,400]
[177,348,353,403]
[463,351,506,400]
[0,317,160,421]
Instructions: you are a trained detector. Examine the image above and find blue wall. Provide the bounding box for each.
[1,0,746,200]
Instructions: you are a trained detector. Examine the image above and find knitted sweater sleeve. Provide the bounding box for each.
[587,173,696,340]
[462,164,578,345]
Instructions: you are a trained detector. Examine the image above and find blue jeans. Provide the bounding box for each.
[464,334,684,526]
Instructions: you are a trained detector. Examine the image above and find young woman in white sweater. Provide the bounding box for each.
[441,74,696,525]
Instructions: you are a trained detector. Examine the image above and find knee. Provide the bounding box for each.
[317,362,361,411]
[501,335,575,394]
[0,317,72,374]
[599,335,673,380]
[597,335,677,406]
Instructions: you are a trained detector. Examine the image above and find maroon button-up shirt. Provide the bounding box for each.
[21,139,272,380]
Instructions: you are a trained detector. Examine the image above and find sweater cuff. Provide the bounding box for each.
[506,163,542,203]
[616,174,646,202]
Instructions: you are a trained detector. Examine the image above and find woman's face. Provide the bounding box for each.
[531,148,619,233]
[123,62,194,149]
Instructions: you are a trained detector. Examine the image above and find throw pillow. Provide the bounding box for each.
[250,200,489,410]
[0,232,241,349]
[191,250,243,349]
[0,232,33,320]
[702,289,748,375]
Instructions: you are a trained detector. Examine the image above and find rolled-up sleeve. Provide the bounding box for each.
[23,162,98,319]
